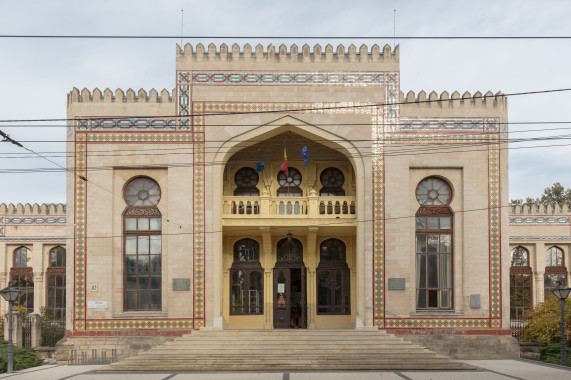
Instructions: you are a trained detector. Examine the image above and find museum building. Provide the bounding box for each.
[2,43,547,360]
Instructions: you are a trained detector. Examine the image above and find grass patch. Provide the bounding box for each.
[0,340,43,373]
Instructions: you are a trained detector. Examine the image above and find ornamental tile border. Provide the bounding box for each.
[385,318,490,328]
[85,319,194,330]
[73,121,201,331]
[509,216,570,225]
[0,216,4,237]
[510,236,571,241]
[183,71,387,86]
[0,237,66,242]
[5,216,66,225]
[75,118,184,131]
[399,117,499,132]
[380,119,502,328]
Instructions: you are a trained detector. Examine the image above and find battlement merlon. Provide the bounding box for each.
[176,43,400,71]
[510,202,571,215]
[0,203,66,216]
[66,87,176,119]
[400,90,508,119]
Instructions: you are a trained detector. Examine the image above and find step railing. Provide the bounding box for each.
[223,196,356,218]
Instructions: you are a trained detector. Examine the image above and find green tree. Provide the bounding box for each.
[539,182,571,205]
[522,296,571,345]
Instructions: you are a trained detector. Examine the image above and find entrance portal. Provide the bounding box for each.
[273,235,307,329]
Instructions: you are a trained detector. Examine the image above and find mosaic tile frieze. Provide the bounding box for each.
[385,318,490,329]
[74,140,87,328]
[509,216,570,225]
[73,126,200,331]
[75,118,181,131]
[488,135,501,321]
[188,71,387,86]
[510,236,571,241]
[85,319,194,330]
[400,118,485,132]
[0,236,65,242]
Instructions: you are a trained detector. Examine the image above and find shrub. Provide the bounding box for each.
[522,296,571,345]
[0,340,43,373]
[539,342,571,366]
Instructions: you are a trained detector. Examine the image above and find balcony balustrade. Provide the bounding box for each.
[222,196,356,218]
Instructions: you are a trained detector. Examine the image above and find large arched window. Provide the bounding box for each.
[544,246,567,299]
[234,167,260,196]
[46,246,66,320]
[320,168,345,196]
[317,239,350,315]
[230,238,263,315]
[277,168,302,197]
[123,177,162,311]
[11,247,33,312]
[415,177,453,310]
[510,246,532,319]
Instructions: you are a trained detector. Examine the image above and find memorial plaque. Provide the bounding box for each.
[173,278,191,291]
[387,278,405,290]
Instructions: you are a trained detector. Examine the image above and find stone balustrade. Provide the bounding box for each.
[222,196,356,218]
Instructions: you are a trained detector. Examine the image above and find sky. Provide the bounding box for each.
[1,0,570,204]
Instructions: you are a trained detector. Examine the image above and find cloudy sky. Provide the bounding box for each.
[1,0,570,204]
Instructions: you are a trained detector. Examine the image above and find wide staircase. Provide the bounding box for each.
[99,329,474,372]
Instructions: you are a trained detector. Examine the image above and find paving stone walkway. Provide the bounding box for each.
[0,360,569,380]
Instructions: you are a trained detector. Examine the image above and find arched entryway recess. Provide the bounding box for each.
[208,115,369,329]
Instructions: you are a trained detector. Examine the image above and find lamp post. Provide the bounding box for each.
[552,283,571,366]
[0,286,21,374]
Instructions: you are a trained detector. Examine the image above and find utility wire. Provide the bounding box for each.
[2,35,571,40]
[1,87,571,124]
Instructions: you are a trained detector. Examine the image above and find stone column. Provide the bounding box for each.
[306,227,318,329]
[4,312,23,347]
[260,227,273,329]
[29,313,41,348]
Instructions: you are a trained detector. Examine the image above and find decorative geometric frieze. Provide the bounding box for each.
[85,319,194,330]
[187,71,387,86]
[5,216,66,225]
[509,216,570,225]
[385,318,490,329]
[510,236,571,241]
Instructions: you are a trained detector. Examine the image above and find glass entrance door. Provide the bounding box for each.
[273,266,306,328]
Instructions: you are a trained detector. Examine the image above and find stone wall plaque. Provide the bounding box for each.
[470,294,481,308]
[173,278,191,291]
[387,278,405,290]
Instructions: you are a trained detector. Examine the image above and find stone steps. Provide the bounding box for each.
[98,329,474,371]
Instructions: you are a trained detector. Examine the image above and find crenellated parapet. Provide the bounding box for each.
[67,88,175,106]
[177,43,399,63]
[0,203,66,216]
[399,90,507,111]
[510,202,571,215]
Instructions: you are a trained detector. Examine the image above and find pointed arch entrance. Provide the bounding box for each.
[274,234,307,329]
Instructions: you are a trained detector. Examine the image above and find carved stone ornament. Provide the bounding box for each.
[124,207,161,216]
[416,206,452,216]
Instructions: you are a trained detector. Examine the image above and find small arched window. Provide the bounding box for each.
[234,167,260,196]
[11,247,33,312]
[317,239,350,315]
[415,177,453,310]
[14,246,29,268]
[230,238,263,315]
[320,168,345,196]
[544,246,567,299]
[277,168,302,197]
[510,246,532,320]
[277,236,303,262]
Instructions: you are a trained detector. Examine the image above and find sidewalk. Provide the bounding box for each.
[0,360,569,380]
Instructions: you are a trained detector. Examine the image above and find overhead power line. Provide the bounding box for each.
[2,35,571,40]
[1,87,571,124]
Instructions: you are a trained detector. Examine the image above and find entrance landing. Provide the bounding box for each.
[98,329,474,371]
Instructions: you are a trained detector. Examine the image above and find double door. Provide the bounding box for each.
[273,265,307,329]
